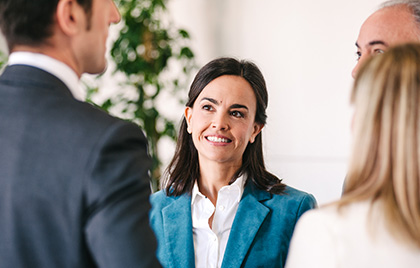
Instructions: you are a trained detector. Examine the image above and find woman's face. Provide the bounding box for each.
[185,75,263,167]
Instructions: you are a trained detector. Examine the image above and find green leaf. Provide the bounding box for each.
[85,0,196,191]
[101,99,113,111]
[180,47,194,59]
[178,29,190,39]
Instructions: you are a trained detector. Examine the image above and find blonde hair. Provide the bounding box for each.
[341,43,420,247]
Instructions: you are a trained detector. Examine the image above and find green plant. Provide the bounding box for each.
[88,0,196,190]
[0,50,7,69]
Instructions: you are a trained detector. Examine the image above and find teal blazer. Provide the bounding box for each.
[150,182,316,268]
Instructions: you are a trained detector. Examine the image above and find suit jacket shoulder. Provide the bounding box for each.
[0,65,160,268]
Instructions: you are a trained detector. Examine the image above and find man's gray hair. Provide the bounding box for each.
[380,0,420,35]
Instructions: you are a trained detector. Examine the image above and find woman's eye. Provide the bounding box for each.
[231,111,244,118]
[202,104,213,111]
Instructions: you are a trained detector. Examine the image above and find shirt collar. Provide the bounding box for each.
[8,52,85,101]
[191,174,246,205]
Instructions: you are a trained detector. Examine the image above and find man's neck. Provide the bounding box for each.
[11,43,81,78]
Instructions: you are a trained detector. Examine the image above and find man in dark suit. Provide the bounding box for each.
[0,0,160,267]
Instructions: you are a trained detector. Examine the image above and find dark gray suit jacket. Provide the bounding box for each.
[0,65,161,267]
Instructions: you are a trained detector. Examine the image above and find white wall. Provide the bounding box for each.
[165,0,384,204]
[0,0,385,205]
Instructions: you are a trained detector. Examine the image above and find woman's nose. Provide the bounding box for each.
[211,114,229,130]
[110,1,122,24]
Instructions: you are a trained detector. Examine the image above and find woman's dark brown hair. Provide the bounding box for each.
[163,57,285,196]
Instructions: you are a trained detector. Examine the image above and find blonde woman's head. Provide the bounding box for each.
[344,42,420,247]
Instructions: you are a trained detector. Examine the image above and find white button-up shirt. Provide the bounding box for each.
[8,52,85,101]
[191,175,245,268]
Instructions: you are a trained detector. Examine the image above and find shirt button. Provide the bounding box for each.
[219,205,225,211]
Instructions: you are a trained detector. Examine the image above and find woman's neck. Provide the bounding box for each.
[197,160,241,205]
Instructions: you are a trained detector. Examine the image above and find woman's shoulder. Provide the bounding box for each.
[271,185,317,208]
[296,201,371,229]
[296,204,338,225]
[249,184,317,217]
[287,201,420,268]
[150,190,171,205]
[283,185,316,199]
[150,189,190,207]
[149,190,176,219]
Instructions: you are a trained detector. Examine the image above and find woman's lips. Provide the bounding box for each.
[205,136,232,143]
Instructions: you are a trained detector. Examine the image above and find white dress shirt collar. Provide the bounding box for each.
[191,174,245,205]
[8,52,85,101]
[191,174,246,268]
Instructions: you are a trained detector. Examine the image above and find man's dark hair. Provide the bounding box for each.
[0,0,93,50]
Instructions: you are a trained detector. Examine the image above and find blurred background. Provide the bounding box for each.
[0,0,385,204]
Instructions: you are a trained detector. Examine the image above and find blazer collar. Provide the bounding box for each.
[221,183,271,268]
[1,65,74,99]
[160,183,271,268]
[8,52,83,100]
[161,194,195,268]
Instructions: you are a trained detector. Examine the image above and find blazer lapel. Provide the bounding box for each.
[162,195,195,268]
[221,183,271,268]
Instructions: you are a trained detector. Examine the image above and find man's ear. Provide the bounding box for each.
[56,0,86,36]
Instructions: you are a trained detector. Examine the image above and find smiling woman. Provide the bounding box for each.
[185,75,262,174]
[149,57,317,268]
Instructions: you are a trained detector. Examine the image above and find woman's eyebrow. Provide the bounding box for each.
[200,97,249,110]
[200,97,218,105]
[230,104,248,110]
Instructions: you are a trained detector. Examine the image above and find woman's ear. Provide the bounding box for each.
[56,0,86,36]
[249,123,264,143]
[184,107,193,134]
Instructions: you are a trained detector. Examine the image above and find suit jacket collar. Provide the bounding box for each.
[1,65,75,99]
[8,52,83,100]
[161,183,271,268]
[161,194,195,268]
[221,183,271,268]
